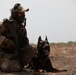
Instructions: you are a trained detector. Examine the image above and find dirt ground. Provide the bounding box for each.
[0,43,76,75]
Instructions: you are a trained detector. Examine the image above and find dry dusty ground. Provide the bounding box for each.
[0,43,76,75]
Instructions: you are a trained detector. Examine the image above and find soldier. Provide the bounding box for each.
[0,3,36,72]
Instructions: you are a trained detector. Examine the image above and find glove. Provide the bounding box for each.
[1,38,16,50]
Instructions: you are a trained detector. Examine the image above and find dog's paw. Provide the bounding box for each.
[35,69,46,73]
[54,68,67,72]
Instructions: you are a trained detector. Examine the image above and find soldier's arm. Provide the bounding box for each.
[0,22,6,45]
[0,22,15,50]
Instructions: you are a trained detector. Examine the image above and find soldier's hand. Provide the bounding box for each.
[2,38,16,50]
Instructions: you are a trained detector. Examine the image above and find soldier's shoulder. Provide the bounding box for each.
[3,18,16,24]
[0,18,15,27]
[3,18,13,22]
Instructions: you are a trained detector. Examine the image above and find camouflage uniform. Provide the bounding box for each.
[0,3,36,72]
[0,20,21,72]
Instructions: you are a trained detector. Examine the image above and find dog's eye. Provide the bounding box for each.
[43,43,48,47]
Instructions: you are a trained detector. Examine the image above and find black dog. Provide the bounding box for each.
[28,36,59,72]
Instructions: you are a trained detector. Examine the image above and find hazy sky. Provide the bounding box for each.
[0,0,76,43]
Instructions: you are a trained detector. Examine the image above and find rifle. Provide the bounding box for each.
[18,18,29,68]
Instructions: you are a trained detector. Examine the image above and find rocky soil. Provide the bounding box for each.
[0,43,76,75]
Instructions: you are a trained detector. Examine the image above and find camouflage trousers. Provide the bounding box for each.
[0,44,37,72]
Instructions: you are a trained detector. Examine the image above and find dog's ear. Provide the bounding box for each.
[38,36,42,42]
[45,36,48,42]
[37,36,42,48]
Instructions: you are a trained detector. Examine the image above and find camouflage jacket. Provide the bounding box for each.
[0,19,28,51]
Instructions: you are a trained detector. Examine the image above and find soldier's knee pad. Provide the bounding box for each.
[1,59,21,72]
[1,38,16,50]
[1,59,10,72]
